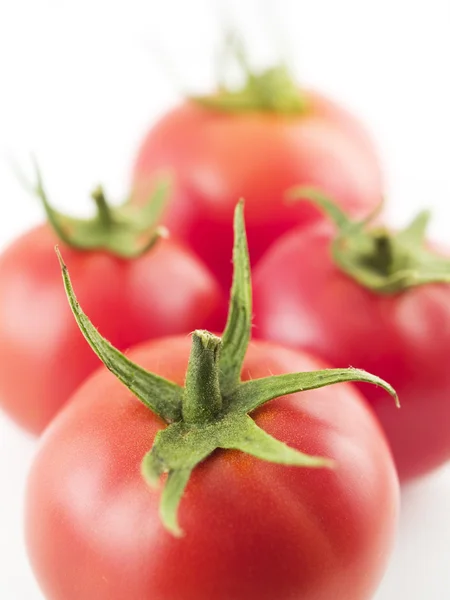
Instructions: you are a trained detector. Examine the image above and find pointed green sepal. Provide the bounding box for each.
[160,469,193,537]
[219,415,334,469]
[232,367,399,413]
[219,200,252,397]
[56,247,183,423]
[396,210,431,246]
[289,186,450,294]
[288,186,358,232]
[34,160,170,259]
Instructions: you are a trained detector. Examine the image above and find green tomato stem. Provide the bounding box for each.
[192,34,308,115]
[183,331,223,424]
[58,201,398,536]
[290,187,450,294]
[32,159,170,259]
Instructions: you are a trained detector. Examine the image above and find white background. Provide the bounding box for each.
[1,1,450,598]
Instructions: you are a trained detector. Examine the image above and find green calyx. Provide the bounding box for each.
[290,187,450,294]
[33,162,170,259]
[192,33,308,115]
[57,201,398,537]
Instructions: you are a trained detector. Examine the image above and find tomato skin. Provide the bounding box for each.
[253,221,450,481]
[0,226,224,434]
[132,91,383,289]
[26,336,398,600]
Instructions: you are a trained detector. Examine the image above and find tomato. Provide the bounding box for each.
[253,210,450,481]
[0,226,224,434]
[26,335,398,600]
[131,88,383,289]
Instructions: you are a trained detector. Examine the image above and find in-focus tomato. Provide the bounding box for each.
[26,337,399,600]
[0,178,224,434]
[253,192,450,480]
[132,64,383,289]
[26,203,398,600]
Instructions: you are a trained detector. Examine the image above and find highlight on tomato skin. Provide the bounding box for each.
[0,169,226,435]
[130,41,383,291]
[25,202,399,600]
[253,191,450,481]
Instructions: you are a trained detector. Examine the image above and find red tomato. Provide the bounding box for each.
[0,227,224,434]
[26,336,398,600]
[253,220,450,481]
[131,91,383,289]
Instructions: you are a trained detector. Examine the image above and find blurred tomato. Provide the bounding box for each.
[0,227,224,433]
[253,219,450,480]
[132,90,383,289]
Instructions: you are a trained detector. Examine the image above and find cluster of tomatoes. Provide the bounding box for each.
[1,54,450,600]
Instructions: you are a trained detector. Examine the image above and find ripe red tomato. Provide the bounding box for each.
[132,90,383,289]
[26,336,398,600]
[0,227,224,434]
[253,219,450,481]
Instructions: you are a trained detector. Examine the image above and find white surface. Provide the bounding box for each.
[1,1,450,598]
